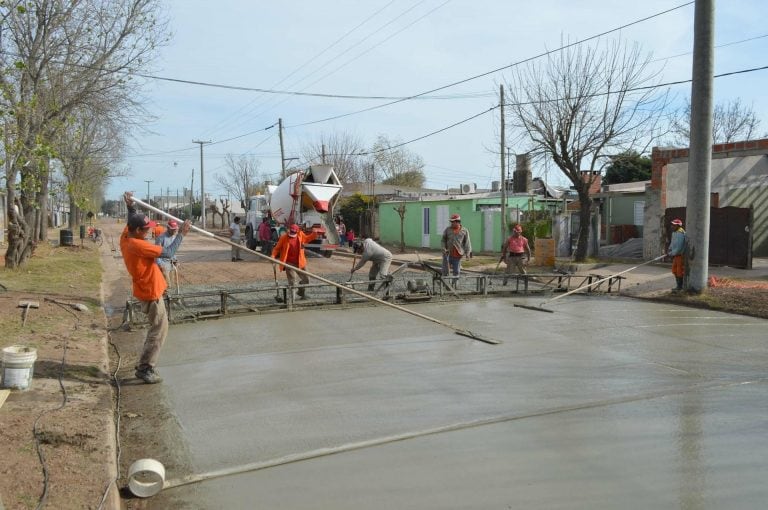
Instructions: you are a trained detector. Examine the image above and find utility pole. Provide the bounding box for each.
[144,180,153,202]
[278,118,287,180]
[500,84,507,248]
[322,144,327,164]
[193,139,211,229]
[686,0,714,293]
[189,169,194,221]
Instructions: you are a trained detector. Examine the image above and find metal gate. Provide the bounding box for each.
[665,206,752,269]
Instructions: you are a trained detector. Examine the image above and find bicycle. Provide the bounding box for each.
[87,226,103,246]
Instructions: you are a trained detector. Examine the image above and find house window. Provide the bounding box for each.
[633,201,645,226]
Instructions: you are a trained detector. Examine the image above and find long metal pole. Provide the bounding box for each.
[685,0,715,293]
[130,197,499,344]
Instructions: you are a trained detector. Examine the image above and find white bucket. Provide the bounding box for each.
[1,345,38,390]
[128,458,166,497]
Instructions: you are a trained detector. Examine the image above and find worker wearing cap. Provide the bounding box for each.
[271,224,319,299]
[441,213,472,279]
[667,218,687,292]
[155,219,180,285]
[121,192,191,384]
[351,237,393,291]
[501,224,532,280]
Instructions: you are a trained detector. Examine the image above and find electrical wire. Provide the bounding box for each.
[343,64,768,157]
[32,301,78,510]
[97,330,124,510]
[286,1,696,128]
[122,1,696,159]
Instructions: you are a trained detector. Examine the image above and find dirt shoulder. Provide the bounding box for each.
[0,238,117,510]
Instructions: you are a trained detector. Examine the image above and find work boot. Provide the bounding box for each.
[135,366,162,384]
[673,277,684,292]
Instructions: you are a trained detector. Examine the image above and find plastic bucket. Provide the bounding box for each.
[1,345,38,390]
[128,458,166,497]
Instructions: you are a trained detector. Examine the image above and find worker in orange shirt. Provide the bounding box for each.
[271,223,318,300]
[120,192,190,384]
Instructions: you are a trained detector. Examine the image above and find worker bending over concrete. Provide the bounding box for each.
[352,237,393,291]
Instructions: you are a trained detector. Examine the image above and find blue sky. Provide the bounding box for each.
[110,0,768,201]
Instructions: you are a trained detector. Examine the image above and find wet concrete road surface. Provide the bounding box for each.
[144,295,768,509]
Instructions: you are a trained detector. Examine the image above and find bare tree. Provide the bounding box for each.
[371,134,425,187]
[1,0,167,268]
[215,154,263,208]
[506,38,668,261]
[300,131,366,183]
[55,106,126,227]
[670,97,764,145]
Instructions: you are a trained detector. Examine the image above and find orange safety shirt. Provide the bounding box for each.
[120,232,166,301]
[272,230,319,270]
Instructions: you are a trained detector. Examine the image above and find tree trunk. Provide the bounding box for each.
[573,196,593,262]
[36,174,49,241]
[4,182,35,269]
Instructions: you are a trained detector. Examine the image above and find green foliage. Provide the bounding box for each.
[337,193,374,233]
[518,210,552,242]
[603,151,651,185]
[382,169,425,187]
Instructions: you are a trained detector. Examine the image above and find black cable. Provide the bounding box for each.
[97,331,124,510]
[343,64,768,157]
[32,301,77,510]
[286,1,695,128]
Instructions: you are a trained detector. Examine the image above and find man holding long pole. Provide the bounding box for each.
[121,192,190,384]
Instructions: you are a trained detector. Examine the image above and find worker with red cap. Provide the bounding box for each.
[155,219,181,285]
[667,218,687,291]
[272,223,319,299]
[500,224,532,282]
[441,213,472,280]
[121,192,191,384]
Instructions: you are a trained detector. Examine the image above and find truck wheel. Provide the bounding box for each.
[245,226,257,250]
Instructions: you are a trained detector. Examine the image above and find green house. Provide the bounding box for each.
[379,193,555,253]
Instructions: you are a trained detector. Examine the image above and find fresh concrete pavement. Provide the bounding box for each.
[135,275,768,509]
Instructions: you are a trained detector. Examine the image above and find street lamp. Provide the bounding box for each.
[144,180,153,202]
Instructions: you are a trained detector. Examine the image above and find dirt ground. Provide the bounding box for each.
[2,218,767,509]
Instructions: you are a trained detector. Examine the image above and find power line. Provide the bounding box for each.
[286,1,696,128]
[202,0,452,142]
[349,63,768,157]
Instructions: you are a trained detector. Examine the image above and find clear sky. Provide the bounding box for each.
[109,0,768,201]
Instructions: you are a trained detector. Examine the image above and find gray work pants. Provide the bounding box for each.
[138,298,169,370]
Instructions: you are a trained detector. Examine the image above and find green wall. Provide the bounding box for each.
[379,196,548,253]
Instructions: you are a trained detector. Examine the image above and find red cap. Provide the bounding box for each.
[671,218,683,226]
[450,214,461,222]
[167,219,179,229]
[288,224,300,236]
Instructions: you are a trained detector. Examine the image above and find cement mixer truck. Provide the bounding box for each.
[244,164,343,256]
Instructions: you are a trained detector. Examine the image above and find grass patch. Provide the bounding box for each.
[1,235,102,295]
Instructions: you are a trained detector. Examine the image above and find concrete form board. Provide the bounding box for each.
[146,297,768,508]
